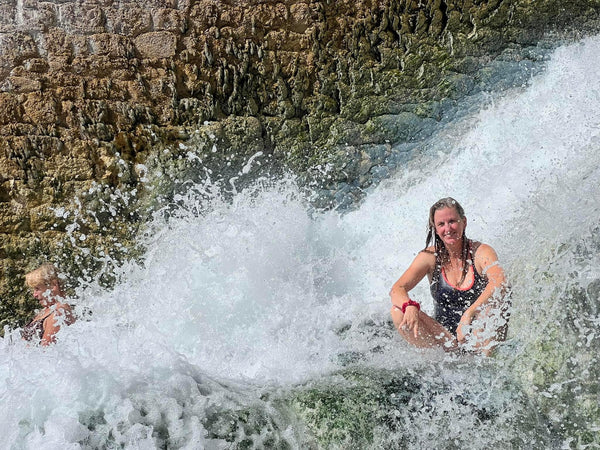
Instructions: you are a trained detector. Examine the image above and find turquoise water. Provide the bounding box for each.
[1,36,600,448]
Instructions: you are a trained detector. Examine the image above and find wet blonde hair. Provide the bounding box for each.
[425,197,471,285]
[25,263,60,289]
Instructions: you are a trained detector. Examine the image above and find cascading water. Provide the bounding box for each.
[1,35,600,449]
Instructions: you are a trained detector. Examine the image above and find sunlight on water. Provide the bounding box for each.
[1,36,600,448]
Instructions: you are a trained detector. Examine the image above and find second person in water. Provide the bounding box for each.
[22,263,75,346]
[390,197,510,355]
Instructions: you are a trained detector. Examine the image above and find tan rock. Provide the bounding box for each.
[134,31,177,59]
[0,75,41,93]
[88,34,133,59]
[152,8,186,32]
[104,6,152,36]
[0,93,23,124]
[56,3,105,34]
[22,92,58,125]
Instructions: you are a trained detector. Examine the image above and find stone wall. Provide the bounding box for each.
[1,0,599,325]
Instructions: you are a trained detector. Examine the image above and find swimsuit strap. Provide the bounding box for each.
[21,310,54,342]
[35,310,54,323]
[470,241,486,280]
[469,240,482,270]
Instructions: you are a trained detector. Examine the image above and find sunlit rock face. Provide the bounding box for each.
[0,0,599,323]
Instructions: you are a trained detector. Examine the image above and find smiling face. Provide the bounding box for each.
[433,206,467,249]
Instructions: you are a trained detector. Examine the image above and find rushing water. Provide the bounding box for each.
[2,36,600,449]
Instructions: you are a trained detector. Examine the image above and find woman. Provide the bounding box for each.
[22,263,75,345]
[390,198,509,355]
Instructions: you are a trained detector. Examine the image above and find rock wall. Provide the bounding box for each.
[1,0,599,325]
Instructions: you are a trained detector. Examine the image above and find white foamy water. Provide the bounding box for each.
[2,36,600,448]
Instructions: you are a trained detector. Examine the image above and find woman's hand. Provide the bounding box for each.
[456,310,475,343]
[399,305,420,338]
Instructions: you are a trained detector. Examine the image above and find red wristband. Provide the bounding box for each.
[401,299,420,314]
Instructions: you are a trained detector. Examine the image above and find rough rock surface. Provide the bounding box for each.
[1,0,599,325]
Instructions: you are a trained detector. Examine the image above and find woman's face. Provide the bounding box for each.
[433,207,466,248]
[32,280,61,306]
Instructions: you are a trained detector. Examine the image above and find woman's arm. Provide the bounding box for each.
[457,244,508,341]
[40,304,74,346]
[389,250,435,337]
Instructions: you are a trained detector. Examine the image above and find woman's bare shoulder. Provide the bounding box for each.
[473,242,498,259]
[420,246,436,257]
[473,242,501,273]
[414,247,436,268]
[49,302,74,318]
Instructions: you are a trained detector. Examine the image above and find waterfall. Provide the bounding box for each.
[1,35,599,449]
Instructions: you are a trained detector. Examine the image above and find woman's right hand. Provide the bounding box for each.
[399,305,420,338]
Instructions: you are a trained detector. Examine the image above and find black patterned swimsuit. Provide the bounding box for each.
[429,241,488,335]
[21,311,52,342]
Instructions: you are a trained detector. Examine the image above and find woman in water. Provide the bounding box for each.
[390,197,509,355]
[22,263,75,345]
